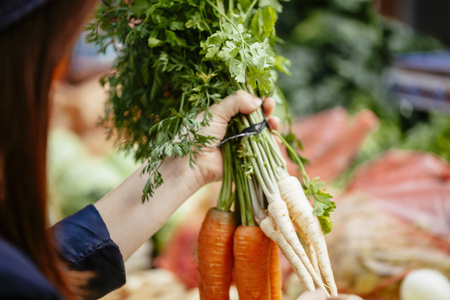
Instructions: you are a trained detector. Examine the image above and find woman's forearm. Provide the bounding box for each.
[94,156,202,261]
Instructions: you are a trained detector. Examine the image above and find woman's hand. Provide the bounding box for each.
[194,90,279,185]
[95,90,279,261]
[296,289,363,300]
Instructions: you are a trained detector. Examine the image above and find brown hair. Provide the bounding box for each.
[0,0,99,298]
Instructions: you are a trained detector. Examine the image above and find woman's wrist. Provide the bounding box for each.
[157,154,206,198]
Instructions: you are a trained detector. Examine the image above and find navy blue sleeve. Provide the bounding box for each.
[0,237,62,300]
[52,205,126,299]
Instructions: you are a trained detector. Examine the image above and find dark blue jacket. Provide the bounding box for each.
[0,205,126,299]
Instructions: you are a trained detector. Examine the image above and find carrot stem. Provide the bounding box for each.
[271,130,310,186]
[217,141,234,211]
[233,149,255,226]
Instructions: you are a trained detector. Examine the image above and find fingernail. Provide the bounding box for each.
[253,97,262,107]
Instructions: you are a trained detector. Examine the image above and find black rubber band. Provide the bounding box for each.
[216,108,268,148]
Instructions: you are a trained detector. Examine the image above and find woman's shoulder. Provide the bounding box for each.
[0,237,62,299]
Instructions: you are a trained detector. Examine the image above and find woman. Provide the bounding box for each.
[0,1,360,300]
[0,0,279,299]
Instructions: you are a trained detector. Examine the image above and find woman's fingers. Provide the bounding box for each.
[328,295,364,300]
[209,90,262,126]
[296,289,328,300]
[202,90,278,144]
[268,116,280,132]
[262,97,276,117]
[208,91,276,126]
[296,290,364,300]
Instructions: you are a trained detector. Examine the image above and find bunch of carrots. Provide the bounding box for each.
[86,0,337,297]
[197,109,338,299]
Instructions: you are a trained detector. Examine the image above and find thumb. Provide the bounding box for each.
[210,90,262,125]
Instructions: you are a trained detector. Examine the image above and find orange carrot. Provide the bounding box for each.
[269,241,283,300]
[233,225,272,300]
[197,208,236,300]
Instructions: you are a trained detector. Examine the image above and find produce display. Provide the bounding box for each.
[273,0,447,172]
[87,0,338,298]
[285,107,379,184]
[326,150,450,299]
[275,0,444,118]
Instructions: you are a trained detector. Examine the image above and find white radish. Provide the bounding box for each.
[294,222,322,279]
[259,215,315,292]
[278,176,338,296]
[308,244,321,282]
[268,199,324,288]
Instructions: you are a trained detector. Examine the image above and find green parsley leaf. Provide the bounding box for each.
[306,177,336,234]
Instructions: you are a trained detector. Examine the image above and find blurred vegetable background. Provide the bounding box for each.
[274,0,450,175]
[46,0,450,299]
[276,0,443,116]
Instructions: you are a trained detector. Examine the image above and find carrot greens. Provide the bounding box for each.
[87,0,289,200]
[217,142,234,212]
